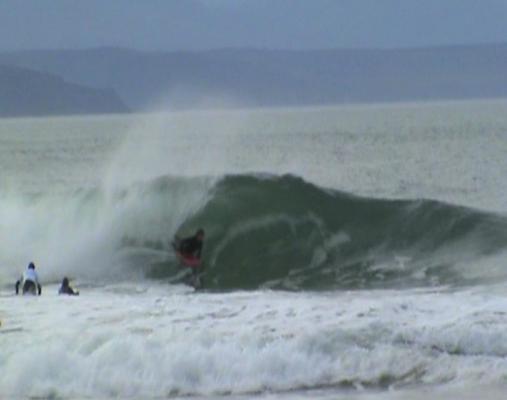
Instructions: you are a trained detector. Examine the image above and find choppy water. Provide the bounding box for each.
[1,99,507,399]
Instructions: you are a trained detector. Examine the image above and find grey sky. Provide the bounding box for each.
[1,0,506,51]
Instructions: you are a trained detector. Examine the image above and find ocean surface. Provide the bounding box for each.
[1,99,507,399]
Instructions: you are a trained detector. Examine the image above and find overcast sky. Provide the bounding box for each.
[1,0,506,51]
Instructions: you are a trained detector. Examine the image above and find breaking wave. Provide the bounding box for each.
[2,174,507,290]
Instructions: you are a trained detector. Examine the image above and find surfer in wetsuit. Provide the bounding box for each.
[175,229,205,260]
[172,229,205,287]
[15,262,42,296]
[58,277,79,296]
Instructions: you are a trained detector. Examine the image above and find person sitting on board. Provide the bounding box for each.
[15,262,42,296]
[58,277,79,296]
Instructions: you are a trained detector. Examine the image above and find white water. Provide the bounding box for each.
[1,99,507,399]
[3,284,507,399]
[0,176,213,283]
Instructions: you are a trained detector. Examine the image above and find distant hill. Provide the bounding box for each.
[0,64,129,117]
[0,44,506,111]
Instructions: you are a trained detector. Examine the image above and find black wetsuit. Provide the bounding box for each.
[177,236,203,258]
[59,285,79,295]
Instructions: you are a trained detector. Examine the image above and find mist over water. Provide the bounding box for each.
[1,100,507,399]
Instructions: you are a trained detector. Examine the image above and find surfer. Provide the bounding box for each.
[172,228,205,288]
[174,229,205,260]
[15,262,42,296]
[58,277,79,296]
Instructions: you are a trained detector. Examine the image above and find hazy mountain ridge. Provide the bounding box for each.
[1,44,506,112]
[0,64,129,117]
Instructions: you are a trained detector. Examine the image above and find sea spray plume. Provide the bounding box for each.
[95,102,275,281]
[0,175,215,285]
[99,107,255,242]
[0,105,262,285]
[96,109,231,280]
[102,94,259,190]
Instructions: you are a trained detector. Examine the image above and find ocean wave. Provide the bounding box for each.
[2,173,506,290]
[169,174,507,290]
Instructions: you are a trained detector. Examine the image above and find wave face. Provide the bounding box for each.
[156,174,507,290]
[2,174,507,290]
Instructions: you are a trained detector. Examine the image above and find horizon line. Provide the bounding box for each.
[1,41,506,54]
